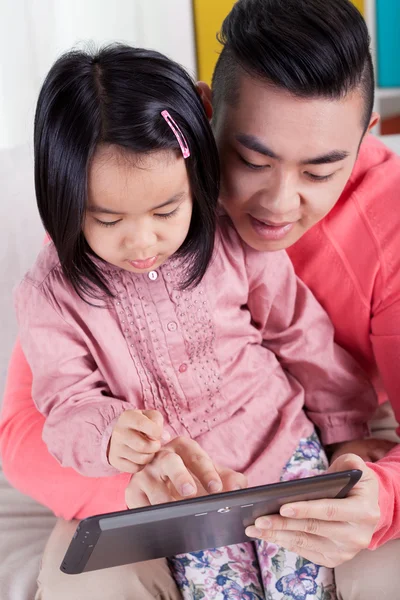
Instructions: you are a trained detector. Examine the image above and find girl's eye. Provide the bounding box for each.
[305,172,334,183]
[239,154,269,171]
[95,219,121,227]
[154,206,180,220]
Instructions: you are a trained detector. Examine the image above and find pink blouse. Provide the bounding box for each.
[14,216,375,486]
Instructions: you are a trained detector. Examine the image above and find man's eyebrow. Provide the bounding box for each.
[235,133,279,159]
[301,150,350,165]
[236,133,350,166]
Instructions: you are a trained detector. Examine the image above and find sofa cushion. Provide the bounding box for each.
[0,465,55,599]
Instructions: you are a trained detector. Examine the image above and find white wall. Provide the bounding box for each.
[0,0,197,150]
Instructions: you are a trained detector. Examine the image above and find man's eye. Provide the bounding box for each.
[239,155,269,171]
[305,172,334,182]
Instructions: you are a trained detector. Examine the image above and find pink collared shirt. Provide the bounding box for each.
[14,216,375,484]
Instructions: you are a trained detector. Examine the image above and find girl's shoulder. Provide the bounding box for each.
[214,213,291,278]
[14,243,72,326]
[215,213,242,249]
[215,213,288,261]
[21,242,62,289]
[214,213,249,268]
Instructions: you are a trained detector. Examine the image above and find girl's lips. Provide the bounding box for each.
[128,256,158,270]
[249,215,296,241]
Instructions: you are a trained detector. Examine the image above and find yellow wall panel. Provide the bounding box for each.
[351,0,364,15]
[193,0,236,84]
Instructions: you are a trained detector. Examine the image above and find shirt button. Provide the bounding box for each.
[179,363,188,373]
[148,271,158,281]
[167,321,177,332]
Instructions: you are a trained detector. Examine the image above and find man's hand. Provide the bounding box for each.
[245,453,380,568]
[125,436,247,508]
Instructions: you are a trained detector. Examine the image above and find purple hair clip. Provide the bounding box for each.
[161,110,190,159]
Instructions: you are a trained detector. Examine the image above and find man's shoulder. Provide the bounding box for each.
[334,135,400,245]
[351,135,400,209]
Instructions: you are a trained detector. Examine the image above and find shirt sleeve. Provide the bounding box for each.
[0,341,130,519]
[368,446,400,548]
[14,278,131,477]
[367,279,400,546]
[370,301,400,434]
[244,246,377,445]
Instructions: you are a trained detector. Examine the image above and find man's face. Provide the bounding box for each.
[212,74,371,252]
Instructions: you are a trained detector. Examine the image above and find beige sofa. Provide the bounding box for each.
[1,136,400,599]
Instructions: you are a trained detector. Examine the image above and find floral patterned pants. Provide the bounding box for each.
[168,432,337,600]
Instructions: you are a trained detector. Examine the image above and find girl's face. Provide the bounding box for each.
[84,145,193,273]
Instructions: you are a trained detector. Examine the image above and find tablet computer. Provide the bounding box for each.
[61,469,361,574]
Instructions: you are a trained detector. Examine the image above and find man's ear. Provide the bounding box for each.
[196,81,213,120]
[366,111,380,134]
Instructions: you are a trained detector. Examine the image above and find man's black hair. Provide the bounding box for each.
[212,0,374,130]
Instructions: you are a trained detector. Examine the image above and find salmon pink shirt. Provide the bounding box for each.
[287,135,400,547]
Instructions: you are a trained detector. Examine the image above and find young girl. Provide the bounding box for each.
[15,45,375,600]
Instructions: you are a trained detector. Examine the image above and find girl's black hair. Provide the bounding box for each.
[34,44,219,300]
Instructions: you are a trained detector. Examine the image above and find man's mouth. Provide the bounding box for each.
[249,215,297,241]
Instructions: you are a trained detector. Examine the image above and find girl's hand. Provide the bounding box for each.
[329,438,397,463]
[108,409,170,473]
[125,436,248,508]
[245,453,380,568]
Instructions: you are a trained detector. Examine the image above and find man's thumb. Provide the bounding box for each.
[328,452,366,476]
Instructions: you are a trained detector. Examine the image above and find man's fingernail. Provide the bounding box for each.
[255,517,272,529]
[181,483,196,497]
[161,430,171,442]
[232,485,242,490]
[246,526,263,538]
[280,506,296,517]
[208,480,223,493]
